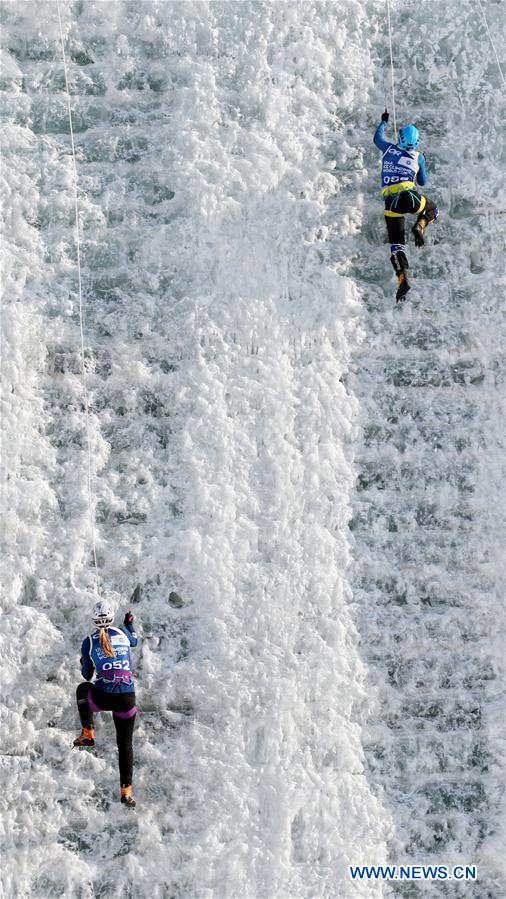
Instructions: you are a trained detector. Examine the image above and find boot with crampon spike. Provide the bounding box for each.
[396,271,411,302]
[73,727,95,748]
[120,785,136,808]
[412,216,428,248]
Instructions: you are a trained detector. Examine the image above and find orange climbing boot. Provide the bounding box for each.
[73,727,95,747]
[120,785,136,808]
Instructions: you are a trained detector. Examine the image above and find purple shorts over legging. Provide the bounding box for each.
[87,692,137,718]
[76,682,137,786]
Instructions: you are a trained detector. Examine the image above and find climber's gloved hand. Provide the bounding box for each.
[124,611,134,629]
[381,109,389,123]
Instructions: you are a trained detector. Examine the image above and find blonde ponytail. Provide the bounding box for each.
[99,626,115,658]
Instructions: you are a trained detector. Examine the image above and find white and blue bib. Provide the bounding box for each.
[381,145,420,189]
[89,627,134,690]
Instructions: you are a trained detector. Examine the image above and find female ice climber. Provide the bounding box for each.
[73,599,138,808]
[374,110,439,301]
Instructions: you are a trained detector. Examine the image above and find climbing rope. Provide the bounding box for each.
[385,0,397,134]
[56,0,101,592]
[476,0,506,88]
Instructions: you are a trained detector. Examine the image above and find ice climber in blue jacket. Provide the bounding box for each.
[374,110,438,301]
[73,599,138,807]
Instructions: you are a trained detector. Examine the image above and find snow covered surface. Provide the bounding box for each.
[1,1,504,897]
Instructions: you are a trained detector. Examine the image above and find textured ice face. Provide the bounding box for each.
[1,1,504,897]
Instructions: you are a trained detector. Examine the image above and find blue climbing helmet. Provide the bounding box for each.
[397,124,420,150]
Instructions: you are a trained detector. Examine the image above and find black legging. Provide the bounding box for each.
[76,682,136,787]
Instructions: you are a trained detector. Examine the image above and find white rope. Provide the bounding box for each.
[56,0,101,592]
[386,0,397,135]
[477,0,506,88]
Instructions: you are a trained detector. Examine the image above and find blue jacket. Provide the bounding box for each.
[373,122,427,190]
[80,622,138,694]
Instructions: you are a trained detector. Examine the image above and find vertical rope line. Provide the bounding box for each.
[386,0,397,134]
[56,0,100,591]
[477,0,506,88]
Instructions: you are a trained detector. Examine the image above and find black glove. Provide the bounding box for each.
[124,611,134,628]
[381,110,389,123]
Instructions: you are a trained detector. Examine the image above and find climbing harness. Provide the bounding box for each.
[385,189,427,217]
[476,0,506,88]
[56,0,100,592]
[385,0,397,134]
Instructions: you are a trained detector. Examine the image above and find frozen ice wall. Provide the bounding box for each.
[1,1,504,898]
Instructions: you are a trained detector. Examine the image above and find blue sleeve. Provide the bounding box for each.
[120,626,138,648]
[373,121,392,153]
[80,636,94,680]
[416,152,427,185]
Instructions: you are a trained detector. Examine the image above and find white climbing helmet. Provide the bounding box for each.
[92,598,114,627]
